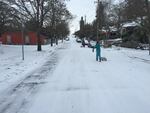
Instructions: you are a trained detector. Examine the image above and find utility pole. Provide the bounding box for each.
[94,0,100,40]
[145,0,150,55]
[21,22,25,60]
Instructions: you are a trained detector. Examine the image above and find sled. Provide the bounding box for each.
[101,57,107,61]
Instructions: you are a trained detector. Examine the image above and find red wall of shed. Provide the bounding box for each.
[1,32,45,45]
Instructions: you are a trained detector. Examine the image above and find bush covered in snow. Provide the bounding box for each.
[121,40,139,49]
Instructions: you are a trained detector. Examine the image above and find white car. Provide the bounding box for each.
[84,40,89,45]
[89,41,96,48]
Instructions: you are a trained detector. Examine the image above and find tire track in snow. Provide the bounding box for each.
[0,51,59,113]
[128,56,150,64]
[120,51,150,64]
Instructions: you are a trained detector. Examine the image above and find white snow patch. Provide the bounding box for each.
[0,43,62,93]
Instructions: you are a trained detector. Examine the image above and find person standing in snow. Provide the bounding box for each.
[94,40,101,62]
[82,38,85,47]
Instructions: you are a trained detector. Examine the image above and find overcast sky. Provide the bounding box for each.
[67,0,123,34]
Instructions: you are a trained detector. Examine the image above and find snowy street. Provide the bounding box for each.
[0,38,150,113]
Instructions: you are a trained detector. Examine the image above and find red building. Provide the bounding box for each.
[0,32,47,45]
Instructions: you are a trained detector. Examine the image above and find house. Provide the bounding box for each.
[109,26,120,39]
[0,32,47,45]
[121,21,140,36]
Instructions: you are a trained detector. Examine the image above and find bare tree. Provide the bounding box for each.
[123,0,146,21]
[47,0,72,45]
[5,0,59,51]
[0,1,20,35]
[109,2,125,31]
[1,0,73,49]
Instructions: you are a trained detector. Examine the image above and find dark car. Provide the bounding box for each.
[76,38,82,43]
[65,37,70,41]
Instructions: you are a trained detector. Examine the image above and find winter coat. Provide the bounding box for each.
[95,43,101,55]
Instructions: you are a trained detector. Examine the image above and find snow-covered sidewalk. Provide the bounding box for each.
[27,38,150,113]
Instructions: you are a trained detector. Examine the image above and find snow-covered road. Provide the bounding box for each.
[0,38,150,113]
[28,38,150,113]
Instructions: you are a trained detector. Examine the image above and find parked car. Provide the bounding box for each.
[84,40,89,45]
[65,37,70,41]
[76,38,82,43]
[112,41,122,46]
[88,41,96,48]
[136,43,149,50]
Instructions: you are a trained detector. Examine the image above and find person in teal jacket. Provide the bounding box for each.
[95,41,101,62]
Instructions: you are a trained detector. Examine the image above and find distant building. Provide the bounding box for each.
[79,16,85,38]
[80,16,84,31]
[0,32,47,45]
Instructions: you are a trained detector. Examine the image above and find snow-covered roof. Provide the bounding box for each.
[122,21,140,28]
[101,29,107,32]
[107,38,122,42]
[109,26,118,32]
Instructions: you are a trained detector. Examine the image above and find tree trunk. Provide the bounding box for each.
[62,35,63,43]
[51,37,53,47]
[37,29,42,51]
[55,35,58,45]
[145,0,150,55]
[37,0,42,51]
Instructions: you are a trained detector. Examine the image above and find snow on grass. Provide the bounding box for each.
[0,43,61,92]
[112,46,150,60]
